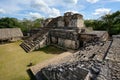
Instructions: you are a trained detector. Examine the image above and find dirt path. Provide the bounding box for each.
[30,51,74,75]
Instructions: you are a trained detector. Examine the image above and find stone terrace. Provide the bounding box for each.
[30,36,120,80]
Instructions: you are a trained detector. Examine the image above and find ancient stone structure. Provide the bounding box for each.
[0,28,23,42]
[24,12,120,80]
[30,35,120,80]
[20,12,109,52]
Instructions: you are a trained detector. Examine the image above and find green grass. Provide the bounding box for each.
[0,41,64,80]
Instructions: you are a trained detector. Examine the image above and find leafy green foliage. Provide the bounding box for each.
[0,17,44,33]
[85,11,120,35]
[0,17,21,28]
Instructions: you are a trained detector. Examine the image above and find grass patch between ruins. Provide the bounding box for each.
[0,41,64,80]
[36,45,66,54]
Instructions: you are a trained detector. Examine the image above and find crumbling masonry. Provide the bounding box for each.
[30,35,120,80]
[20,12,119,80]
[20,12,109,52]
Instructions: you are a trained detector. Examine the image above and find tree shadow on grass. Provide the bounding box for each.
[27,69,37,80]
[34,45,66,54]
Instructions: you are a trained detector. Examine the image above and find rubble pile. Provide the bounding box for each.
[41,60,102,80]
[73,40,112,62]
[33,36,120,80]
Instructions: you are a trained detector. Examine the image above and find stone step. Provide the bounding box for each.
[20,28,50,52]
[20,44,29,52]
[20,43,30,52]
[20,43,32,52]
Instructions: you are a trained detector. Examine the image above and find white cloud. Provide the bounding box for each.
[0,8,5,14]
[65,10,79,13]
[0,0,31,13]
[31,0,60,17]
[64,0,78,4]
[48,8,61,17]
[29,12,42,19]
[44,0,78,6]
[86,0,99,3]
[93,8,111,16]
[0,0,118,19]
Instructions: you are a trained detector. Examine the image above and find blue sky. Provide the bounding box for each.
[0,0,120,20]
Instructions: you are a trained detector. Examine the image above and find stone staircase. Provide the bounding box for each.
[20,28,50,53]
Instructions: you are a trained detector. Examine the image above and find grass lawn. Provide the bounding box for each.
[0,41,64,80]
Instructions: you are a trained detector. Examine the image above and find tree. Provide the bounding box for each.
[84,10,120,35]
[33,18,44,28]
[0,17,21,28]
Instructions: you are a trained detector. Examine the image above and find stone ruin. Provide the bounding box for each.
[19,12,120,80]
[30,35,120,80]
[20,12,109,52]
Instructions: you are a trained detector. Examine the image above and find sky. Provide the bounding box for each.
[0,0,120,20]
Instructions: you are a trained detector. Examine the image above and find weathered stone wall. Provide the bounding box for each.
[49,29,78,40]
[80,34,97,42]
[42,18,53,27]
[77,19,85,28]
[64,39,75,48]
[64,16,71,27]
[67,17,84,28]
[50,37,78,49]
[39,12,86,50]
[57,21,64,27]
[57,16,64,27]
[58,38,76,49]
[41,12,85,29]
[80,31,109,42]
[68,19,77,27]
[51,37,58,44]
[64,13,84,29]
[35,32,49,50]
[49,29,80,49]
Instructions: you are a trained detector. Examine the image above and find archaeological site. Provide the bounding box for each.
[0,28,23,42]
[20,12,120,80]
